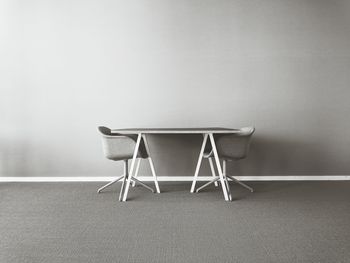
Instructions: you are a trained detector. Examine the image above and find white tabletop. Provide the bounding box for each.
[111,127,240,134]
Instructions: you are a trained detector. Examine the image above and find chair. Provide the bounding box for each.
[195,127,255,200]
[97,126,157,201]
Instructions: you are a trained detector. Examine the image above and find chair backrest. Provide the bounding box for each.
[98,126,138,161]
[98,126,113,136]
[216,127,255,160]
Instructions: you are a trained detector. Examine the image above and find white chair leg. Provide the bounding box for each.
[132,158,141,187]
[97,175,124,193]
[208,157,218,187]
[196,161,233,201]
[196,177,220,192]
[131,177,154,193]
[226,175,254,192]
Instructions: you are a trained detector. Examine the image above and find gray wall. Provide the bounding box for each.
[2,0,350,177]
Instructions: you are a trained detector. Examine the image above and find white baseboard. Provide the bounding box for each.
[0,176,349,182]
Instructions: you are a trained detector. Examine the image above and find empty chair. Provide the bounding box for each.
[97,126,158,201]
[195,127,255,200]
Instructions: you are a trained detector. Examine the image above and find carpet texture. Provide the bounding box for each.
[0,181,350,263]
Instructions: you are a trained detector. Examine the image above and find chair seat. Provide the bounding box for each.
[109,151,146,161]
[124,134,149,159]
[203,149,241,161]
[134,138,149,159]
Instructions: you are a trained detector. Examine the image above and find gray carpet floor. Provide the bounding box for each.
[1,181,350,263]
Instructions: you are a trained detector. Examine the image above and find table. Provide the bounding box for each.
[111,128,240,201]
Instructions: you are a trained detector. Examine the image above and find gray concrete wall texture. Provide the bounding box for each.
[1,0,350,177]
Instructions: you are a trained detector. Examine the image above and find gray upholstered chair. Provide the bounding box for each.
[195,127,255,199]
[97,126,156,201]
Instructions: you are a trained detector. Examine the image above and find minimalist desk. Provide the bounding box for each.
[111,128,240,201]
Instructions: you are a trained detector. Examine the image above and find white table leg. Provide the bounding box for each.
[122,133,142,202]
[209,133,230,201]
[223,159,232,201]
[208,157,218,187]
[119,160,128,201]
[132,158,141,187]
[190,133,208,193]
[142,134,160,193]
